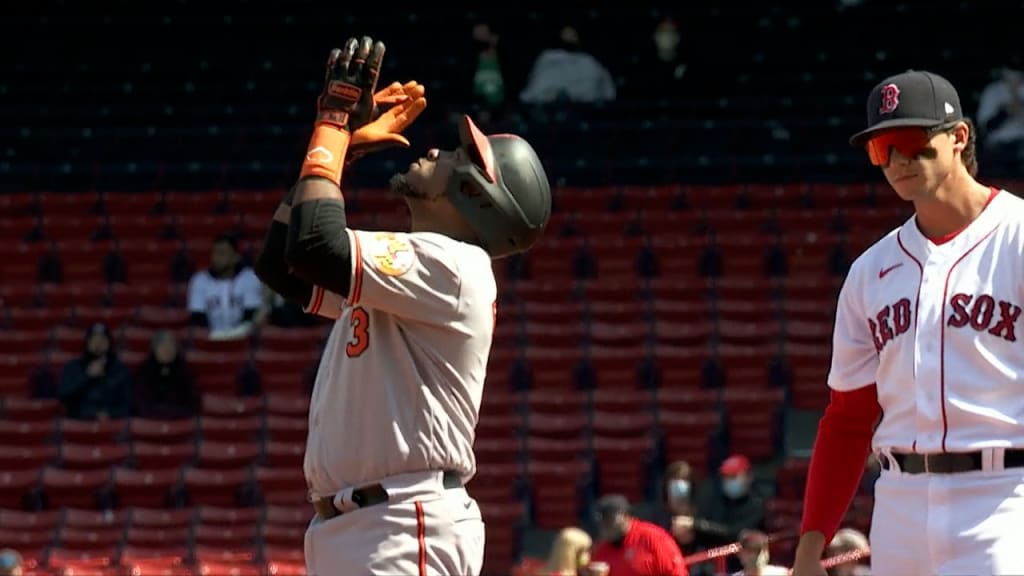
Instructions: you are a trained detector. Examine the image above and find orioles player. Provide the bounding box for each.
[791,70,1024,575]
[254,36,551,576]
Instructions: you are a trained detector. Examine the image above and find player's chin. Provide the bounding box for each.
[389,173,430,199]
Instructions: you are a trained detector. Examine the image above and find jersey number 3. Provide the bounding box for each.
[346,307,370,358]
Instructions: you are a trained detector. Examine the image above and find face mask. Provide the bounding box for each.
[721,477,747,499]
[668,479,691,500]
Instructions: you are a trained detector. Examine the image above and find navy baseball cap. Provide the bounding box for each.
[849,70,964,147]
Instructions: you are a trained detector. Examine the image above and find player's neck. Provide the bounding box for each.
[912,170,992,240]
[407,203,478,244]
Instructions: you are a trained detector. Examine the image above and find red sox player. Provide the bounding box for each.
[791,70,1024,575]
[255,36,551,575]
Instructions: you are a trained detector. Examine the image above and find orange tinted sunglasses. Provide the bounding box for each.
[864,124,956,166]
[865,128,933,166]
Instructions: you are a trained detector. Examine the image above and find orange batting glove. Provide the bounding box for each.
[348,81,428,162]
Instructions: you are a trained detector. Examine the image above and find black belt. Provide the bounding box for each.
[312,470,463,519]
[882,450,1024,474]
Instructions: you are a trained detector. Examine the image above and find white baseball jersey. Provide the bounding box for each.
[829,189,1024,453]
[301,229,496,498]
[187,266,264,332]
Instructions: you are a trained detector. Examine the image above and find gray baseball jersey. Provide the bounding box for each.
[301,229,496,499]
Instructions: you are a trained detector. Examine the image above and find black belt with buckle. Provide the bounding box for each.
[883,449,1024,474]
[312,470,464,519]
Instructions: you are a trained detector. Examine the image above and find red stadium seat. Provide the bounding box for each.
[0,419,57,445]
[59,418,128,444]
[265,415,308,443]
[264,393,309,418]
[200,394,264,418]
[60,443,131,470]
[132,442,196,470]
[41,467,111,509]
[253,466,307,507]
[525,460,591,530]
[183,466,252,508]
[263,440,305,468]
[2,397,63,422]
[195,441,260,469]
[0,444,59,471]
[112,467,181,509]
[198,416,262,443]
[129,507,195,530]
[128,418,197,445]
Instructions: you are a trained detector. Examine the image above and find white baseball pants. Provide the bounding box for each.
[304,470,485,576]
[869,451,1024,575]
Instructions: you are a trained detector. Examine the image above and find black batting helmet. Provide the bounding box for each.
[447,115,551,259]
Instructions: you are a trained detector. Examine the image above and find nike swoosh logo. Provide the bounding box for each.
[879,263,904,279]
[463,501,472,509]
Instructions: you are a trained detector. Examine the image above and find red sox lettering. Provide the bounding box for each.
[869,294,1022,352]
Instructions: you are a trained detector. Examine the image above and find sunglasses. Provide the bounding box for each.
[864,123,956,167]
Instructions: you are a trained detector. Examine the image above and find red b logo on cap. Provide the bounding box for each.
[879,83,900,114]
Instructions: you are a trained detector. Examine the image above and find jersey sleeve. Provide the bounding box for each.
[828,263,879,392]
[239,268,265,310]
[186,273,207,313]
[304,229,463,324]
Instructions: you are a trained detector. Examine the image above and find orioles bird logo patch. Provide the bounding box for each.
[370,232,416,276]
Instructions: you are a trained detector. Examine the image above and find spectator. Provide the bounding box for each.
[187,232,265,340]
[57,322,132,421]
[826,528,871,576]
[732,530,789,576]
[694,455,767,573]
[589,494,689,576]
[0,549,22,576]
[651,17,687,87]
[536,527,593,576]
[976,65,1024,178]
[132,330,199,420]
[469,22,506,120]
[659,461,715,576]
[519,25,616,105]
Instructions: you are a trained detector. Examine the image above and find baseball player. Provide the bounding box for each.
[791,69,1024,576]
[253,36,552,576]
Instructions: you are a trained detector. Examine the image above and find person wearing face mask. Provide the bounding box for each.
[661,462,718,576]
[694,455,768,574]
[589,494,690,576]
[57,322,133,421]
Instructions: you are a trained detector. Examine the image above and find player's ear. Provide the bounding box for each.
[951,121,970,153]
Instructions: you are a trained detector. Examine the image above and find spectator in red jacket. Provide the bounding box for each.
[589,494,690,576]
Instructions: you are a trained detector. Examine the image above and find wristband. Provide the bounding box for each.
[300,122,351,186]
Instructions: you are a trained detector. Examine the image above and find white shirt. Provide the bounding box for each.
[302,230,496,496]
[829,190,1024,452]
[187,266,263,332]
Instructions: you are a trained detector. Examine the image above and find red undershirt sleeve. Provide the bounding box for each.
[800,384,881,541]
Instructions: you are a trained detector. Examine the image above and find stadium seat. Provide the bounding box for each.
[195,440,261,469]
[41,467,112,509]
[657,410,721,477]
[112,467,182,508]
[264,415,308,443]
[128,418,197,445]
[198,416,262,443]
[0,418,56,445]
[262,505,311,527]
[253,466,307,507]
[60,443,131,470]
[0,444,58,471]
[59,418,128,444]
[525,460,591,530]
[592,435,655,502]
[2,397,62,422]
[264,393,309,418]
[183,466,253,508]
[132,442,196,470]
[57,525,124,550]
[263,440,305,468]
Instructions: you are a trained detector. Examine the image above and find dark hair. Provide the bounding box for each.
[962,118,978,177]
[214,231,240,251]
